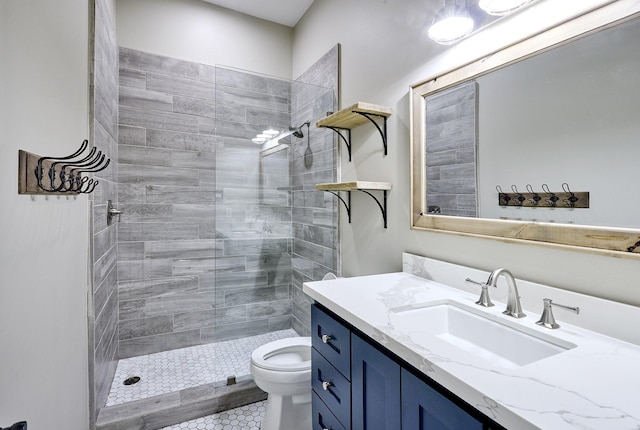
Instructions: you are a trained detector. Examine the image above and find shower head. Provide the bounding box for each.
[289,121,310,139]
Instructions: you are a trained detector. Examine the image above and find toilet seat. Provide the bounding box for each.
[251,337,311,372]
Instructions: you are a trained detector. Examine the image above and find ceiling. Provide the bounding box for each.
[200,0,315,27]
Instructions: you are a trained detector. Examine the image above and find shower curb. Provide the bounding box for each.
[95,379,266,430]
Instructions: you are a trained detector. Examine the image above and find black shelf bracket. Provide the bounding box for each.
[324,126,352,162]
[358,189,388,228]
[354,111,388,156]
[323,190,352,223]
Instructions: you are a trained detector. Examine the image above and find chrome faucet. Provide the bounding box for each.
[536,298,579,329]
[486,268,526,318]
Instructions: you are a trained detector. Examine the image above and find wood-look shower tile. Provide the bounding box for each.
[173,96,216,118]
[171,149,216,169]
[173,309,216,332]
[119,105,199,133]
[146,185,217,204]
[119,315,174,340]
[119,163,200,187]
[119,85,174,112]
[119,144,173,167]
[119,47,200,80]
[247,300,292,321]
[173,257,219,276]
[119,203,173,223]
[119,67,146,89]
[145,240,219,260]
[198,64,216,84]
[147,72,215,100]
[118,329,202,359]
[118,125,147,146]
[119,276,199,302]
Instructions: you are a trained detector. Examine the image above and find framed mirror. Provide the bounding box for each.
[411,4,640,258]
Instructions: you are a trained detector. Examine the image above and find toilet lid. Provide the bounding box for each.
[251,337,311,372]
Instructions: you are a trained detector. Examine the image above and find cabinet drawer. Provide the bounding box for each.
[401,369,483,430]
[312,348,351,428]
[313,392,348,430]
[312,304,351,379]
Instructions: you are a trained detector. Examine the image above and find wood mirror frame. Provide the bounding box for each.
[410,3,640,259]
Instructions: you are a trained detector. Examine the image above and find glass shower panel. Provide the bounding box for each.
[213,65,336,383]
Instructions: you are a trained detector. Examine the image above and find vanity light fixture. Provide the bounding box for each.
[428,0,474,45]
[478,0,532,16]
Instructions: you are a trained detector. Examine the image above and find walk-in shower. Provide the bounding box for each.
[90,38,339,428]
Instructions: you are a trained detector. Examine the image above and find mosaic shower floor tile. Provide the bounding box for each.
[106,329,297,406]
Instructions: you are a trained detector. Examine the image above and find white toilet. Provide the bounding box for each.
[250,337,312,430]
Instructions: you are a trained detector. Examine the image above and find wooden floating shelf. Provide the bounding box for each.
[316,181,392,228]
[316,102,392,161]
[316,102,392,129]
[315,181,392,192]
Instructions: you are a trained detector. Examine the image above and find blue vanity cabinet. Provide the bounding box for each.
[401,369,483,430]
[351,334,401,430]
[310,303,504,430]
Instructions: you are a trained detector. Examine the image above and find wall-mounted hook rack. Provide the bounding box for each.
[497,183,589,208]
[316,181,392,228]
[18,140,110,195]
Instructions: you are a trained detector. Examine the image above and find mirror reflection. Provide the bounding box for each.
[424,16,640,229]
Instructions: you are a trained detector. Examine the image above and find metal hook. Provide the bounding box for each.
[561,182,579,207]
[496,185,511,205]
[511,185,525,206]
[542,183,559,207]
[526,184,541,206]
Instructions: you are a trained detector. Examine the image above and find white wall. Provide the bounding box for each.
[115,0,294,79]
[293,0,640,307]
[0,1,90,429]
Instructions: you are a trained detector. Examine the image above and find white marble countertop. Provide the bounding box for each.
[303,271,640,430]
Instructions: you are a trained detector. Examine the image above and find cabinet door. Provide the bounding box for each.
[312,304,351,379]
[351,334,401,430]
[401,369,483,430]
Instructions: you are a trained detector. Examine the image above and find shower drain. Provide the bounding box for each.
[123,376,141,386]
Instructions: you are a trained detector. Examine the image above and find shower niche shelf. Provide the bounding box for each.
[316,181,392,228]
[316,102,392,162]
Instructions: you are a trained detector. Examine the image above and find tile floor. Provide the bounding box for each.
[106,329,297,406]
[159,401,266,430]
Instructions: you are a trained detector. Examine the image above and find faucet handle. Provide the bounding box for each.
[536,298,580,329]
[465,278,495,307]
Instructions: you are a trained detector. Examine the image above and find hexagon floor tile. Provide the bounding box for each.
[158,401,266,430]
[106,329,297,406]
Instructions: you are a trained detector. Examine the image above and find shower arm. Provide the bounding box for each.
[266,121,310,144]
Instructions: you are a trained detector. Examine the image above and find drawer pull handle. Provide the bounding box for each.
[321,334,334,344]
[322,380,333,391]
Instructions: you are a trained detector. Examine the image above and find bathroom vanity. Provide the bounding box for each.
[303,253,640,430]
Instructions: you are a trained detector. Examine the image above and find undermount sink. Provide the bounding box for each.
[389,300,576,369]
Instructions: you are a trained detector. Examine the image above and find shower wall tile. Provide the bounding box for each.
[91,2,120,421]
[115,48,336,359]
[119,277,199,302]
[290,45,340,336]
[119,330,202,359]
[118,125,146,146]
[119,315,174,340]
[146,72,216,100]
[173,309,217,332]
[119,106,200,133]
[119,48,200,80]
